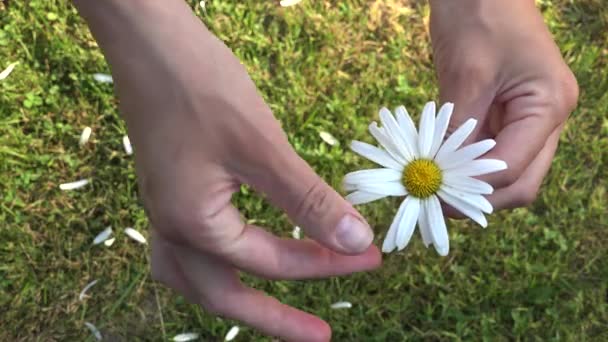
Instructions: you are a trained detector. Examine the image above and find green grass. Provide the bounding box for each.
[1,0,607,340]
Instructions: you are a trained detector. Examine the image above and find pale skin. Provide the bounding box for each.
[73,0,578,341]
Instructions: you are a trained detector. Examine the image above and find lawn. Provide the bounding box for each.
[1,0,607,341]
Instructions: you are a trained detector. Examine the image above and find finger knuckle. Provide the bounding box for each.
[515,187,540,207]
[296,178,332,222]
[559,70,579,114]
[200,297,228,316]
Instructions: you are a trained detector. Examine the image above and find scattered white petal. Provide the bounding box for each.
[345,190,387,205]
[225,326,240,341]
[93,73,113,83]
[79,126,92,146]
[292,226,301,239]
[122,135,133,155]
[199,1,205,11]
[173,332,200,342]
[84,322,102,341]
[93,226,113,245]
[0,61,18,81]
[104,237,116,247]
[319,131,338,146]
[59,179,90,191]
[124,227,147,244]
[330,301,352,309]
[280,0,303,7]
[79,279,99,301]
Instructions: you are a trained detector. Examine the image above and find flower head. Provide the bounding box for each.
[344,102,507,255]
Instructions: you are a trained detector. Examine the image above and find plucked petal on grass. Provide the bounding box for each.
[330,301,352,309]
[369,122,407,164]
[79,126,92,146]
[93,226,112,245]
[225,326,240,341]
[104,237,116,247]
[395,105,419,156]
[438,189,488,227]
[350,140,402,170]
[319,131,338,146]
[280,0,303,6]
[418,101,436,158]
[379,107,415,161]
[441,187,493,214]
[343,168,402,186]
[173,332,200,342]
[346,191,387,205]
[123,135,133,155]
[79,279,99,301]
[357,182,407,196]
[448,159,508,177]
[124,227,147,244]
[93,73,113,83]
[429,102,453,158]
[292,226,301,239]
[84,322,102,341]
[395,197,421,250]
[435,118,477,161]
[442,175,494,195]
[0,61,18,80]
[437,139,496,170]
[426,195,449,256]
[59,179,90,190]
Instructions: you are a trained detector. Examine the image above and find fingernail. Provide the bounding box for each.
[335,214,373,253]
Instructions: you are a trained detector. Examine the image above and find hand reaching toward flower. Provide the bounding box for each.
[74,0,380,341]
[430,0,578,210]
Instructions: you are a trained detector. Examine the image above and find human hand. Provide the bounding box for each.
[429,0,578,210]
[74,1,381,340]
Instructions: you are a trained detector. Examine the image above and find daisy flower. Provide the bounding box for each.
[343,102,507,256]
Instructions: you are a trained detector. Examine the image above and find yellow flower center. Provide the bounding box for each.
[403,159,443,198]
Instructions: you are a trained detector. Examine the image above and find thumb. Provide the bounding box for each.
[242,142,374,255]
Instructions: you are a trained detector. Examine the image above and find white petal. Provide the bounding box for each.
[225,326,240,341]
[280,0,303,6]
[79,279,99,301]
[124,227,147,244]
[357,182,407,196]
[369,122,407,164]
[435,118,477,161]
[441,186,493,214]
[199,1,206,10]
[93,226,113,245]
[437,189,487,227]
[350,140,402,170]
[395,105,419,156]
[59,179,90,191]
[436,139,496,170]
[0,62,18,80]
[417,101,436,158]
[292,226,301,239]
[104,237,116,247]
[343,168,402,186]
[429,102,453,158]
[381,198,408,253]
[93,73,113,83]
[426,195,449,256]
[395,197,421,250]
[345,191,387,205]
[448,159,508,177]
[123,135,133,155]
[379,107,414,161]
[330,301,352,309]
[79,127,92,146]
[417,200,433,247]
[84,322,102,341]
[319,131,338,146]
[442,175,494,195]
[173,332,200,342]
